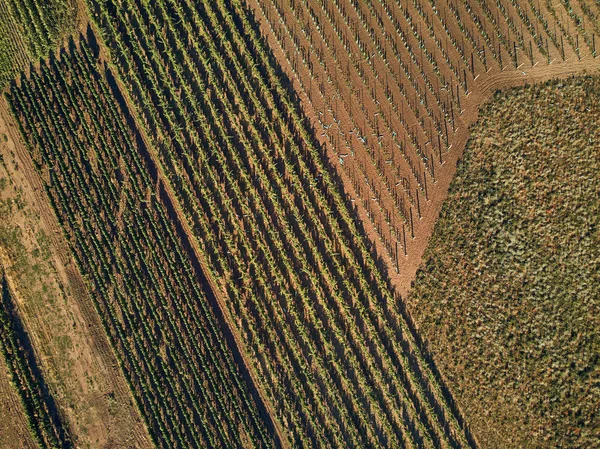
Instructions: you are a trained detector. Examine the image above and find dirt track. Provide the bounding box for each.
[1,1,598,446]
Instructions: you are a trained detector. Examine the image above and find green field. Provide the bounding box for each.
[409,76,600,449]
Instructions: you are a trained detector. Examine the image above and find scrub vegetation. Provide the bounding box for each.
[409,76,600,449]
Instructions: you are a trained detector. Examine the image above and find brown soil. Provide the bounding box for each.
[0,101,152,449]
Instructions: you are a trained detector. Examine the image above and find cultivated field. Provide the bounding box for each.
[8,39,277,448]
[81,0,497,446]
[248,0,600,295]
[0,0,597,447]
[408,76,600,448]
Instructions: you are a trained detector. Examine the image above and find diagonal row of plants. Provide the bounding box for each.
[249,0,415,263]
[95,2,392,447]
[249,0,452,259]
[0,1,29,87]
[89,0,476,447]
[7,40,275,449]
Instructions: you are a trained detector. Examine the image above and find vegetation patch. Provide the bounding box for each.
[0,0,78,88]
[3,0,77,59]
[409,75,600,449]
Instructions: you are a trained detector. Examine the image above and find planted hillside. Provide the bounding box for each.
[88,0,476,447]
[0,0,599,447]
[7,39,276,449]
[0,269,71,449]
[409,76,600,449]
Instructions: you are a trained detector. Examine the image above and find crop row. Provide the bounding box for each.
[88,0,476,447]
[260,0,415,267]
[0,1,29,87]
[7,39,275,449]
[256,0,435,260]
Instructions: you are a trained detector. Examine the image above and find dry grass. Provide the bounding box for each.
[408,75,600,449]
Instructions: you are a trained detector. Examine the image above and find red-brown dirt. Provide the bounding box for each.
[246,0,600,298]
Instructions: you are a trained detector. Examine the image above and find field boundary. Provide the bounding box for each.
[3,0,598,446]
[397,56,600,297]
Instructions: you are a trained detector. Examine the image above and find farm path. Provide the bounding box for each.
[3,1,598,446]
